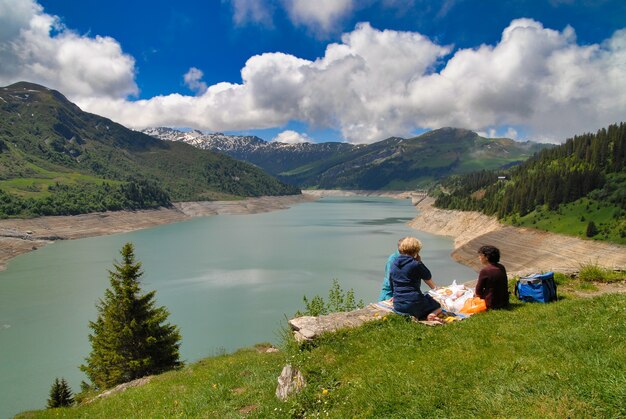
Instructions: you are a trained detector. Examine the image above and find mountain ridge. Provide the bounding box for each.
[0,82,299,217]
[143,126,550,189]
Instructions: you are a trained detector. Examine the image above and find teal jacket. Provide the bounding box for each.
[378,250,400,301]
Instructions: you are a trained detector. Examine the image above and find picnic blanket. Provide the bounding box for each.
[374,281,483,325]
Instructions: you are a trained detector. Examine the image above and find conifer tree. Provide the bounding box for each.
[80,242,182,389]
[47,377,74,408]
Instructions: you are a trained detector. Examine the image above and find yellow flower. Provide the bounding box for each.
[322,388,329,395]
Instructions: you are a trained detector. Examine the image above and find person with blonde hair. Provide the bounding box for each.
[389,237,442,321]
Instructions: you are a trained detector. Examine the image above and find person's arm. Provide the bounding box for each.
[475,269,487,298]
[424,278,437,290]
[414,260,435,290]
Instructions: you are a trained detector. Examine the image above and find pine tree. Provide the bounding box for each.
[47,377,74,408]
[80,243,182,389]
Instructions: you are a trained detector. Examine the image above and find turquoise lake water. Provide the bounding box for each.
[0,197,476,417]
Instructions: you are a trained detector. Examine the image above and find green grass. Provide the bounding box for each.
[19,292,626,418]
[506,198,626,245]
[0,173,122,198]
[578,263,625,283]
[456,157,525,173]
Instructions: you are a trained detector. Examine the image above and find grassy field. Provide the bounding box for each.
[0,173,122,198]
[18,281,625,418]
[504,198,626,245]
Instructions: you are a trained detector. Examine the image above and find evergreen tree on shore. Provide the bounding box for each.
[47,377,74,408]
[80,243,182,389]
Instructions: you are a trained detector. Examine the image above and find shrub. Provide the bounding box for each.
[586,221,599,237]
[296,279,364,317]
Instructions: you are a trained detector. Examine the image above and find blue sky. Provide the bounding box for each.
[2,0,626,143]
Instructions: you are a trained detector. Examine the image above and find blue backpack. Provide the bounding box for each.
[515,272,557,303]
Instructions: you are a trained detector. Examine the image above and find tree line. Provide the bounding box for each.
[435,122,626,218]
[0,179,171,218]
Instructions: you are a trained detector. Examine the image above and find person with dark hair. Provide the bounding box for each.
[475,245,509,309]
[390,237,443,322]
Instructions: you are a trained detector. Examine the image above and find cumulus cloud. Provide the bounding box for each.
[3,2,626,145]
[271,130,312,144]
[183,67,208,95]
[283,0,353,34]
[79,19,626,144]
[0,0,137,99]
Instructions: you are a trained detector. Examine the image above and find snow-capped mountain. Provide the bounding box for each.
[141,127,356,176]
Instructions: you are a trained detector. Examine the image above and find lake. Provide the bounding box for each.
[0,196,476,417]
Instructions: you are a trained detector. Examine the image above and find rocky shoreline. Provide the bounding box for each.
[0,191,624,276]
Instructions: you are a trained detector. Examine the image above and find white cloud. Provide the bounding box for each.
[479,127,519,140]
[0,0,137,99]
[271,130,312,144]
[229,0,274,26]
[78,19,626,144]
[183,67,208,95]
[3,2,626,145]
[282,0,353,34]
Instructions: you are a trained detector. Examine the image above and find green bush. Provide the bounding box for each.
[296,279,364,317]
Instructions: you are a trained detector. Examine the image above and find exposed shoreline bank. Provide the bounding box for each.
[1,190,624,276]
[409,197,626,276]
[0,194,316,271]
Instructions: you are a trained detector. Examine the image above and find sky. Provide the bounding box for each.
[1,0,625,144]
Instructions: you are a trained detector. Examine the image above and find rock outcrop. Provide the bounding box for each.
[288,304,392,342]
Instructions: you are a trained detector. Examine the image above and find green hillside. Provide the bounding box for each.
[434,123,626,244]
[18,288,626,418]
[279,128,549,189]
[0,82,299,217]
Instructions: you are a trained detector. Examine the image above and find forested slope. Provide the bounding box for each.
[434,123,626,243]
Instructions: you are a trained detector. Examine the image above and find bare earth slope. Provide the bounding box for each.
[410,197,626,276]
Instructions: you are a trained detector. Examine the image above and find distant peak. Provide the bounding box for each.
[4,81,50,91]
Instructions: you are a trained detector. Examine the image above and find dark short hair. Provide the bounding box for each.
[478,245,500,264]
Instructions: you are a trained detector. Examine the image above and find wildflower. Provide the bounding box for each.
[322,388,329,395]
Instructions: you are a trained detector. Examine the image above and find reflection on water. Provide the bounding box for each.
[0,196,475,417]
[358,217,414,225]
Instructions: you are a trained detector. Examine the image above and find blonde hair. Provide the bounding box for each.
[398,237,422,258]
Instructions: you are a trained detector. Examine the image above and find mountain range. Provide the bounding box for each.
[0,82,299,209]
[143,127,550,189]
